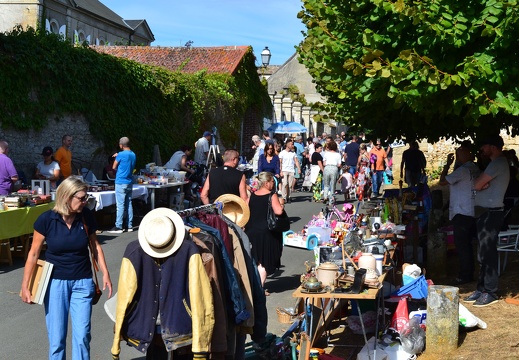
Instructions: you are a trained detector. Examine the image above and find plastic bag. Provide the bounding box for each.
[390,296,409,333]
[459,303,487,329]
[400,317,426,355]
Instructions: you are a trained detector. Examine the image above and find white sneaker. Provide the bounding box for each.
[126,228,134,232]
[107,227,124,234]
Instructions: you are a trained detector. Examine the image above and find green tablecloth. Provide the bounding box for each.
[0,202,54,240]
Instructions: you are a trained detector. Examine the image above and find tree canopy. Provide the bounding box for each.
[297,0,519,141]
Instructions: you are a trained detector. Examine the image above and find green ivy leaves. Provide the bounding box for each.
[0,28,270,166]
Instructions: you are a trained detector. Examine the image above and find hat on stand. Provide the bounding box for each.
[215,194,250,227]
[138,208,186,258]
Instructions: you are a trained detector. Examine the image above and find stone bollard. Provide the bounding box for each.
[426,285,459,356]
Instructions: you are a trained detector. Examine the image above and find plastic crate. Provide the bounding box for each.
[392,275,428,299]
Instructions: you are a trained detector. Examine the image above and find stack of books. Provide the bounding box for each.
[21,259,54,305]
[4,196,23,209]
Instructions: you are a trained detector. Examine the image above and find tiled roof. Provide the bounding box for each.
[91,45,251,75]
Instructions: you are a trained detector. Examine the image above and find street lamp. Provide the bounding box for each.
[261,46,271,67]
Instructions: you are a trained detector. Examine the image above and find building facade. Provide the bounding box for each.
[0,0,154,46]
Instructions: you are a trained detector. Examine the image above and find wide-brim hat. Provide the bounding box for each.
[215,194,250,227]
[138,208,185,258]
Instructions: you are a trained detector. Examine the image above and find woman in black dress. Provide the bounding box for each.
[245,171,285,293]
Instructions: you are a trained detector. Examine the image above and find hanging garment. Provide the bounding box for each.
[224,220,268,344]
[111,239,214,357]
[187,216,250,325]
[190,231,229,355]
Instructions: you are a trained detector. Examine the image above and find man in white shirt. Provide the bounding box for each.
[278,139,301,203]
[251,135,265,174]
[194,131,212,165]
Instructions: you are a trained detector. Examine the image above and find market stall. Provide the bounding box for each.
[0,201,55,265]
[278,183,437,357]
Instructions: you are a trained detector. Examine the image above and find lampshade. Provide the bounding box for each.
[261,46,271,67]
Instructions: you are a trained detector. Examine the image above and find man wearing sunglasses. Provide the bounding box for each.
[369,139,388,197]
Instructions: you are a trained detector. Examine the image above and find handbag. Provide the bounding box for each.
[84,220,102,305]
[267,194,290,232]
[89,243,102,305]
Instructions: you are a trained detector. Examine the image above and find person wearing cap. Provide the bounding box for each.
[194,131,212,166]
[464,134,509,307]
[0,140,18,195]
[108,137,136,234]
[35,146,61,190]
[54,134,72,179]
[111,208,214,359]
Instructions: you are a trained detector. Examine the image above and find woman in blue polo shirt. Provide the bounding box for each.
[21,176,113,360]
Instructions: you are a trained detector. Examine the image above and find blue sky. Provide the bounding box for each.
[102,0,306,66]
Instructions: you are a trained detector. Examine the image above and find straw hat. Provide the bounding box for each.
[215,194,250,227]
[138,208,185,258]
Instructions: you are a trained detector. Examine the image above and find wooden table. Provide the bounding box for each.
[141,182,188,210]
[0,202,55,265]
[293,246,396,349]
[293,271,388,347]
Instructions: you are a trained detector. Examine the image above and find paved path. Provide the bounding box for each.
[0,190,333,359]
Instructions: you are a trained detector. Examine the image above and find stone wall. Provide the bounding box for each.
[391,129,519,183]
[0,115,107,184]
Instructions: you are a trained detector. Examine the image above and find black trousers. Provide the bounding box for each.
[475,209,504,294]
[452,214,477,281]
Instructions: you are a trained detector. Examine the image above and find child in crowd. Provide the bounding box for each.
[338,166,354,201]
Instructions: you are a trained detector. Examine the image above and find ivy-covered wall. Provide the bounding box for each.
[0,27,271,176]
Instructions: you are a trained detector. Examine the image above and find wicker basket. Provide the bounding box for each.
[276,307,295,324]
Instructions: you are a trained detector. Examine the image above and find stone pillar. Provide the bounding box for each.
[391,145,406,184]
[426,285,459,356]
[292,102,302,124]
[282,97,293,122]
[302,106,311,136]
[310,110,318,136]
[273,94,283,122]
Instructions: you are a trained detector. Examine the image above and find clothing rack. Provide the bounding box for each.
[176,202,223,218]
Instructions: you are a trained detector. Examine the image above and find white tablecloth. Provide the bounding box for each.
[88,185,148,211]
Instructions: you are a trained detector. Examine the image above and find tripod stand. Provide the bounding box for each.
[206,145,220,170]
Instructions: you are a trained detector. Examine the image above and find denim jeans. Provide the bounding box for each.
[115,183,133,229]
[323,166,339,201]
[372,170,384,195]
[44,278,95,360]
[476,209,504,294]
[348,166,357,176]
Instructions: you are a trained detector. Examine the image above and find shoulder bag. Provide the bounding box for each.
[84,220,102,305]
[267,193,290,232]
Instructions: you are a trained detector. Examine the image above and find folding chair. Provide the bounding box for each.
[497,225,519,275]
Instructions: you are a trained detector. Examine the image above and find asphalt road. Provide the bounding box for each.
[0,189,327,359]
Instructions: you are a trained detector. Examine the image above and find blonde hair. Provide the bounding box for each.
[257,171,274,188]
[53,176,89,215]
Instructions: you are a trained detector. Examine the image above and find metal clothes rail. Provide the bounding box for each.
[176,202,223,218]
